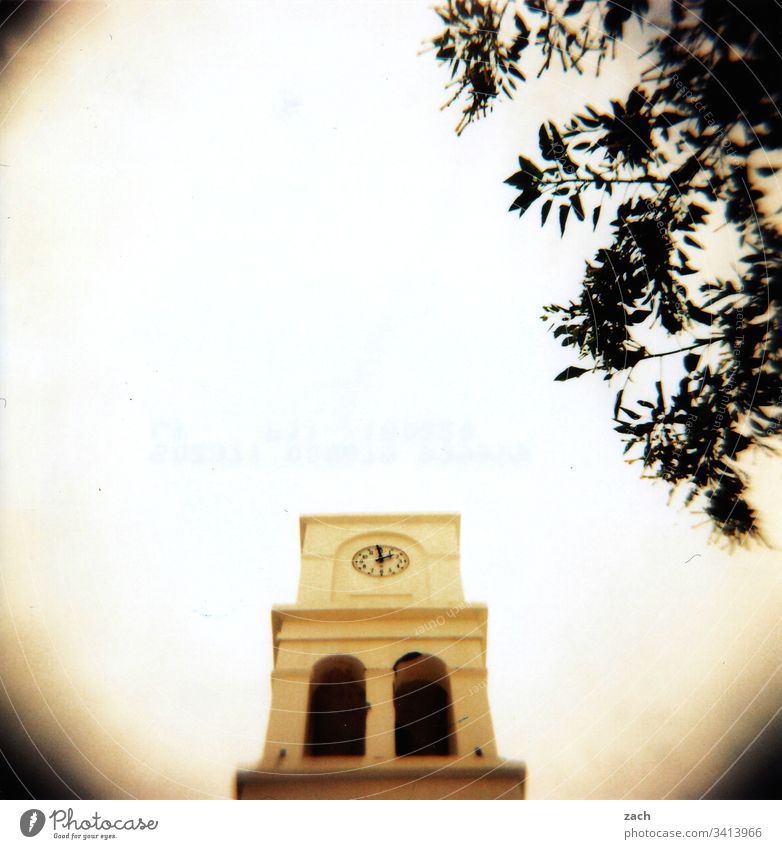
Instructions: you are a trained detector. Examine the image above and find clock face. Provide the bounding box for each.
[352,544,409,577]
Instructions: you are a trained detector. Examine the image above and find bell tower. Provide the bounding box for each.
[236,513,525,799]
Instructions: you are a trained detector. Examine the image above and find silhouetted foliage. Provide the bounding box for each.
[427,0,782,542]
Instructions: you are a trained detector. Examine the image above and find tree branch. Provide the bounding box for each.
[637,338,724,363]
[544,175,671,187]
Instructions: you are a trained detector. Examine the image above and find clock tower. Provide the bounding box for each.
[236,513,525,799]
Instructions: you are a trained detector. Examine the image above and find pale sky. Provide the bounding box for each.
[1,0,781,800]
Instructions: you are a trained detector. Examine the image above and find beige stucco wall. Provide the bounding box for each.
[237,763,526,800]
[261,604,496,765]
[297,514,464,606]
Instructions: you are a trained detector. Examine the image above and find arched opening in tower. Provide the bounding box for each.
[393,652,454,756]
[305,655,367,756]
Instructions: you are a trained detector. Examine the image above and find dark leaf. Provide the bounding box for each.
[620,407,642,420]
[505,170,532,191]
[515,11,530,37]
[559,203,571,236]
[614,390,623,417]
[626,308,652,324]
[554,365,590,381]
[509,185,542,216]
[519,155,543,179]
[538,124,555,161]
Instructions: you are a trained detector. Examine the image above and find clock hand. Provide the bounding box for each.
[376,544,383,560]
